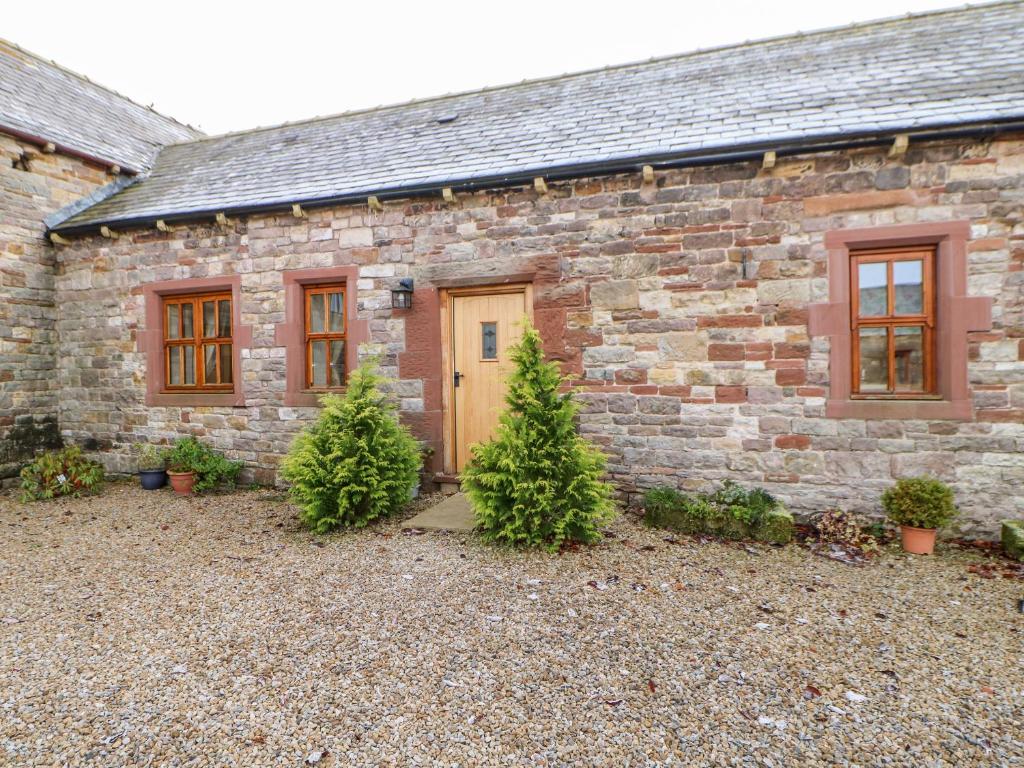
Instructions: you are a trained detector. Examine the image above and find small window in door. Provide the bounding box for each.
[481,322,498,360]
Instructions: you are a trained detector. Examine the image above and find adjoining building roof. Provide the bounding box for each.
[0,39,201,173]
[54,1,1024,233]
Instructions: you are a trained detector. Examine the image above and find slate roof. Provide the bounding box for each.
[0,39,200,172]
[54,1,1024,233]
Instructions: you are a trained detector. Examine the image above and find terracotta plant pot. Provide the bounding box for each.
[900,525,937,555]
[168,471,196,496]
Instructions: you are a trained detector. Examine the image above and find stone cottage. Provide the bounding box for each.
[2,3,1023,534]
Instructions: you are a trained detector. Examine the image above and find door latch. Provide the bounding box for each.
[453,370,463,388]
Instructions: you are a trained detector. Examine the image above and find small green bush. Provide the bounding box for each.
[462,321,616,551]
[643,480,793,544]
[136,443,167,471]
[1002,520,1024,561]
[882,477,957,530]
[165,437,242,492]
[20,446,104,501]
[281,363,421,533]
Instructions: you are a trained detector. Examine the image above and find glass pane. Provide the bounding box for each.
[893,260,924,315]
[330,340,345,386]
[181,302,194,339]
[203,301,216,338]
[309,293,325,334]
[218,300,231,338]
[894,327,925,391]
[168,346,181,385]
[481,322,498,360]
[858,327,889,393]
[205,344,217,384]
[328,292,344,333]
[311,340,327,388]
[858,262,888,317]
[184,345,195,385]
[219,344,232,384]
[167,304,180,340]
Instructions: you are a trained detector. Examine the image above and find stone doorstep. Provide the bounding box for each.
[405,492,475,532]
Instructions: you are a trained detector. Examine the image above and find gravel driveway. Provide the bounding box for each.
[1,485,1021,767]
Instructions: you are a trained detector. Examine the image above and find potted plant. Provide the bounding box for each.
[136,444,168,490]
[881,477,957,555]
[165,436,243,496]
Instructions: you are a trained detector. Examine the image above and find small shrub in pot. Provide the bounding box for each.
[881,477,957,555]
[136,444,168,490]
[165,437,243,496]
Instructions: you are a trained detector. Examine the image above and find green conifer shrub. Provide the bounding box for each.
[461,321,616,551]
[281,363,421,533]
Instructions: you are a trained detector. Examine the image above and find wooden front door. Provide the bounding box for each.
[450,289,527,472]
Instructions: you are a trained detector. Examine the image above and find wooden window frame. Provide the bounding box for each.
[303,284,347,390]
[808,221,992,421]
[849,246,936,399]
[162,292,234,392]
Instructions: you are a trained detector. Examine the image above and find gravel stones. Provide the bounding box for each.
[1,485,1022,766]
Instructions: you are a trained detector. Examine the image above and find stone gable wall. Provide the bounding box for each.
[0,134,109,476]
[54,136,1024,534]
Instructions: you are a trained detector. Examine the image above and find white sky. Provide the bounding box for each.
[8,0,966,135]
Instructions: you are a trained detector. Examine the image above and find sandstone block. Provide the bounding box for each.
[590,280,639,310]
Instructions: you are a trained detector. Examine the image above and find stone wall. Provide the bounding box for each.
[0,134,109,476]
[54,136,1024,535]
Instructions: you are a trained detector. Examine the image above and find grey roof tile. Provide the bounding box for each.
[55,1,1024,231]
[0,39,200,171]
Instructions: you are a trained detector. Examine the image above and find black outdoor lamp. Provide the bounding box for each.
[391,277,414,310]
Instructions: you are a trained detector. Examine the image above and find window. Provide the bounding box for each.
[163,293,233,390]
[481,322,498,360]
[850,247,934,397]
[809,222,990,420]
[304,285,346,389]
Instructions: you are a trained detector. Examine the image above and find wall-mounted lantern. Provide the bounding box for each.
[391,277,414,310]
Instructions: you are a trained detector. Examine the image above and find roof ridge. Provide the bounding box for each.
[0,37,203,138]
[161,0,1017,149]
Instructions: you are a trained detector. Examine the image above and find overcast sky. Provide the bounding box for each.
[9,0,966,135]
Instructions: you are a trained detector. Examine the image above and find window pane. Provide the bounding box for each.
[203,301,216,338]
[481,322,498,359]
[184,345,196,385]
[219,344,232,384]
[858,327,889,393]
[330,340,345,386]
[893,260,924,315]
[181,302,194,339]
[167,304,180,340]
[309,293,325,334]
[311,340,327,387]
[205,344,217,384]
[857,262,888,317]
[168,346,181,385]
[328,291,344,332]
[218,300,231,338]
[893,327,925,391]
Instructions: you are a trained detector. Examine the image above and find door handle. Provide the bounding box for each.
[454,370,463,388]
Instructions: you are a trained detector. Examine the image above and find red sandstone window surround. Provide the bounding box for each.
[808,221,992,420]
[138,276,251,407]
[274,266,368,407]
